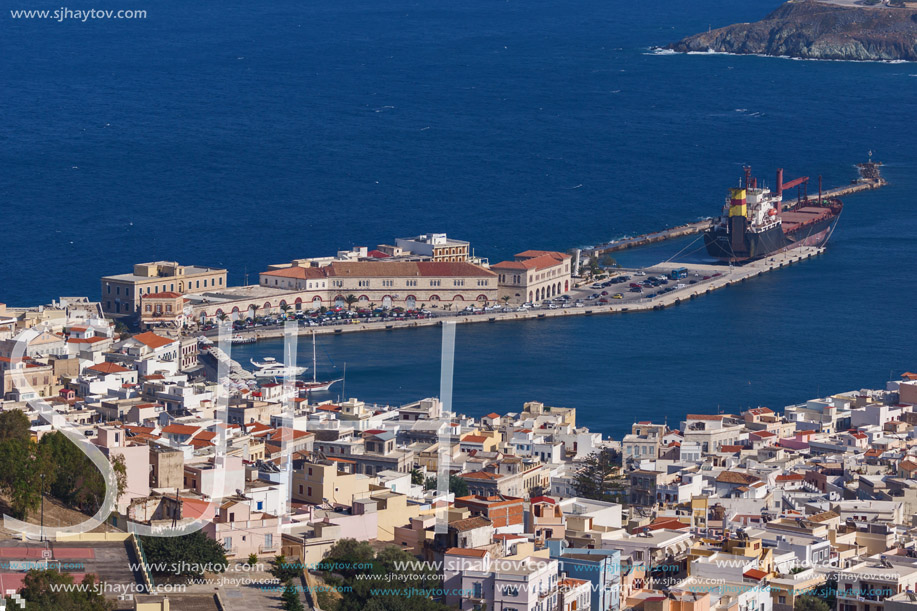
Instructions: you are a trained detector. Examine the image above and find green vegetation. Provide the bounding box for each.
[10,569,113,610]
[247,553,259,567]
[795,595,830,611]
[270,554,302,583]
[138,531,228,580]
[410,468,425,486]
[316,540,451,611]
[281,580,305,611]
[423,474,468,497]
[0,411,127,519]
[573,447,626,503]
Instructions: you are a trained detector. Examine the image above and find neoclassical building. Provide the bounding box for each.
[491,250,573,304]
[185,260,498,322]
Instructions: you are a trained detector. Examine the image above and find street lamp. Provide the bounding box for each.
[40,472,45,542]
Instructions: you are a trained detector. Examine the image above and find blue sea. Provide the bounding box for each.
[3,0,916,437]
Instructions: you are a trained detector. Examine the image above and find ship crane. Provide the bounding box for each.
[775,168,810,208]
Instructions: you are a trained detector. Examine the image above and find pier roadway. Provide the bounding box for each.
[217,246,825,342]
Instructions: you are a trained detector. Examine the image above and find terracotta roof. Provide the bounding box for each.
[491,252,571,273]
[461,471,503,480]
[485,413,501,419]
[142,292,183,299]
[514,250,571,260]
[327,261,495,278]
[162,424,200,436]
[67,336,107,345]
[366,250,391,259]
[719,445,745,453]
[744,569,768,580]
[261,266,328,280]
[445,548,488,557]
[87,362,131,374]
[530,495,556,505]
[130,331,175,349]
[716,471,760,485]
[686,414,730,421]
[776,473,804,482]
[462,435,488,444]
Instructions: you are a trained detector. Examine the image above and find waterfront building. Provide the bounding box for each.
[139,291,188,330]
[394,233,470,262]
[101,261,227,316]
[255,259,498,312]
[492,250,573,303]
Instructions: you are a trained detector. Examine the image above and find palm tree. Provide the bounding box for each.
[217,312,228,322]
[280,303,290,319]
[249,303,260,321]
[501,296,511,306]
[344,294,358,311]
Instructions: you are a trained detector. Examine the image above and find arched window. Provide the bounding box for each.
[381,295,393,309]
[405,295,417,310]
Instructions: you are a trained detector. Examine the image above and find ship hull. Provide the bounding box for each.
[704,205,840,263]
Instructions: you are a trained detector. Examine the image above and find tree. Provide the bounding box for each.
[501,296,511,306]
[36,432,126,513]
[599,254,617,268]
[270,554,302,583]
[0,435,53,519]
[0,409,31,442]
[280,303,291,318]
[250,304,260,321]
[247,553,259,567]
[423,475,468,497]
[16,569,113,610]
[217,312,228,322]
[795,595,830,611]
[573,448,624,502]
[344,295,358,311]
[138,531,228,580]
[321,540,374,579]
[281,580,305,611]
[316,542,451,611]
[410,468,424,486]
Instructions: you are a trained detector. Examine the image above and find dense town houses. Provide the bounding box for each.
[4,260,917,611]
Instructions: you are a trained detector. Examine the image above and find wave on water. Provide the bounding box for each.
[648,46,914,64]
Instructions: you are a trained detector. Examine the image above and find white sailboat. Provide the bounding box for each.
[299,332,342,393]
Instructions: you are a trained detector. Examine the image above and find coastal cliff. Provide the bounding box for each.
[667,0,917,62]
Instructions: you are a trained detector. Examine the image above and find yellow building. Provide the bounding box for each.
[102,261,227,316]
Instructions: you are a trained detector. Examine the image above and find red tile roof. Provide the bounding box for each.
[142,292,183,299]
[491,253,568,272]
[131,331,175,350]
[87,362,131,374]
[445,548,488,557]
[327,261,495,278]
[162,424,200,436]
[261,266,328,280]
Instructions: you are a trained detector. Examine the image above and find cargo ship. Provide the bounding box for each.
[704,167,843,262]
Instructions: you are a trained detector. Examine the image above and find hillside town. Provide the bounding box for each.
[3,280,917,611]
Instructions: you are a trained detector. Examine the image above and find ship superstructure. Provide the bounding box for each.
[704,167,842,262]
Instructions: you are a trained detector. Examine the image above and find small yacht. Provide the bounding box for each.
[250,357,307,378]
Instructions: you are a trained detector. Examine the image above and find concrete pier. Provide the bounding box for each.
[219,246,825,343]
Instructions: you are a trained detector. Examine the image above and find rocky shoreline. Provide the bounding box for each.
[667,0,917,62]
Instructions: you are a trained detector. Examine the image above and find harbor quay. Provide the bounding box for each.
[209,246,826,343]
